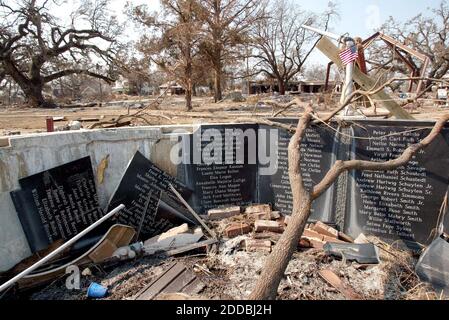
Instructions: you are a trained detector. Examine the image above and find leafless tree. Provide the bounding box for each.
[0,0,121,107]
[196,0,266,102]
[132,0,202,110]
[367,0,449,90]
[250,0,338,95]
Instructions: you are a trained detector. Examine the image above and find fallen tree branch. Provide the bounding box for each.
[89,89,172,129]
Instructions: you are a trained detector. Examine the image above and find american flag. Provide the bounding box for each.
[339,45,359,66]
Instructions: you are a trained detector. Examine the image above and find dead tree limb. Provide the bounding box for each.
[89,88,172,129]
[249,110,449,300]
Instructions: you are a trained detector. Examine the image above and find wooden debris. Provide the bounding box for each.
[338,231,355,243]
[208,206,241,220]
[135,263,204,300]
[254,220,284,233]
[144,231,204,255]
[169,184,217,239]
[166,239,218,257]
[77,117,102,122]
[318,269,362,300]
[144,224,190,246]
[312,221,339,239]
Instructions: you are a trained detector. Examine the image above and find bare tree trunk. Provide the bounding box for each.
[249,107,449,300]
[249,107,314,300]
[21,82,55,108]
[278,80,286,95]
[214,66,223,102]
[185,86,193,111]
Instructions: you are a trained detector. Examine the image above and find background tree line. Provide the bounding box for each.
[1,0,449,109]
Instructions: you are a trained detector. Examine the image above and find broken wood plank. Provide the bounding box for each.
[181,278,205,295]
[338,231,355,243]
[163,269,197,294]
[318,269,362,300]
[316,36,414,120]
[135,262,204,300]
[169,184,217,239]
[313,221,339,239]
[135,263,187,300]
[165,239,218,257]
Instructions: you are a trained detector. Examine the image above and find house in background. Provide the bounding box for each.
[298,80,341,94]
[159,82,185,95]
[112,76,130,95]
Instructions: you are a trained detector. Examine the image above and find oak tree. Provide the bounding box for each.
[0,0,121,107]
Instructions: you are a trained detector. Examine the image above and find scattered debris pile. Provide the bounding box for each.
[1,146,448,301]
[6,203,444,301]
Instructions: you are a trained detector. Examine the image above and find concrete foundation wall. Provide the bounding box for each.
[0,126,192,272]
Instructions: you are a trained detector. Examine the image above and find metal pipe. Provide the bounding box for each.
[0,204,125,293]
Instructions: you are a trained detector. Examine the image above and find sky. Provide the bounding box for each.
[107,0,442,64]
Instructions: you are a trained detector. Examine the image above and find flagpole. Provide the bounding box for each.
[340,37,356,116]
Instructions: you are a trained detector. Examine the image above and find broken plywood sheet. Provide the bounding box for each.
[318,269,362,300]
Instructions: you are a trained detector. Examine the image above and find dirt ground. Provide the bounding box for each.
[1,95,448,136]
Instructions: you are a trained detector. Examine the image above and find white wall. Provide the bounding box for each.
[0,126,187,272]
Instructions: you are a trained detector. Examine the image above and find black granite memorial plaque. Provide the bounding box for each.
[107,151,195,240]
[258,119,340,222]
[179,124,259,213]
[11,157,103,253]
[344,121,449,248]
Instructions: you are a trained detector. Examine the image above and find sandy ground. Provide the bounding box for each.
[1,95,448,136]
